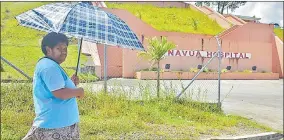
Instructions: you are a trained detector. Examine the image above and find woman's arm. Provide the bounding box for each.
[52,87,84,100]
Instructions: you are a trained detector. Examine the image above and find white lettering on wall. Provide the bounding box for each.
[164,50,251,59]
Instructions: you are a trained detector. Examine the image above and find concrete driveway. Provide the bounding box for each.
[220,80,283,131]
[84,79,283,131]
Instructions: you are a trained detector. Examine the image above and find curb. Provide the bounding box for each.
[210,132,283,140]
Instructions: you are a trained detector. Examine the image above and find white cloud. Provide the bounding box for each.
[232,2,283,26]
[185,2,283,27]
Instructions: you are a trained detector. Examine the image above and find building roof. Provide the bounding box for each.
[234,15,261,21]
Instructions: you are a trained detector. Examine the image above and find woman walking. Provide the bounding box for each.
[23,32,84,140]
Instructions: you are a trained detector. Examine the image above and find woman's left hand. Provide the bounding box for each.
[71,74,80,86]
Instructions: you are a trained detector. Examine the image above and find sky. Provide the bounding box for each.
[233,2,283,27]
[186,2,283,27]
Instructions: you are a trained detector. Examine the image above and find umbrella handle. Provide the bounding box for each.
[75,38,83,76]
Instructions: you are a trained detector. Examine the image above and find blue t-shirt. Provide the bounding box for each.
[32,57,79,129]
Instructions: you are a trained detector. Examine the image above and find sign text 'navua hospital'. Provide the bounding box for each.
[165,50,252,59]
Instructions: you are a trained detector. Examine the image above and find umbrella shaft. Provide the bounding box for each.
[75,38,83,76]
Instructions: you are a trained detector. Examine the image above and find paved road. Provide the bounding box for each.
[83,79,283,131]
[221,80,283,131]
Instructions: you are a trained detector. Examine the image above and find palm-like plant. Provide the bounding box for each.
[138,36,176,98]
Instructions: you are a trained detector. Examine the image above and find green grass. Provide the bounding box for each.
[274,28,283,41]
[106,2,225,35]
[1,84,276,139]
[1,2,98,82]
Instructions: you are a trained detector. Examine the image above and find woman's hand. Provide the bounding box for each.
[76,87,84,99]
[71,74,79,86]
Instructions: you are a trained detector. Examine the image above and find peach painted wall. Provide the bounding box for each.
[275,37,283,78]
[199,6,212,14]
[188,3,207,14]
[136,71,279,80]
[220,40,272,72]
[199,6,232,29]
[225,16,244,25]
[271,35,283,78]
[220,22,274,42]
[97,7,280,79]
[218,23,275,72]
[122,34,273,78]
[122,34,216,78]
[97,44,123,78]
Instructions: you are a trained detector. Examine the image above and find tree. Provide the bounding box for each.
[195,1,247,14]
[195,1,211,7]
[225,2,247,14]
[138,36,176,98]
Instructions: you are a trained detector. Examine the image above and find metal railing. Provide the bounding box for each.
[1,56,32,81]
[175,36,222,107]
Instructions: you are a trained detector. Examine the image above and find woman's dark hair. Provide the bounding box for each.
[41,32,69,55]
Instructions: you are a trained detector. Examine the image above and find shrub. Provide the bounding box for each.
[190,68,199,73]
[221,69,228,73]
[243,69,252,73]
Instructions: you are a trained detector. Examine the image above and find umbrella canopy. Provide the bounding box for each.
[15,2,144,51]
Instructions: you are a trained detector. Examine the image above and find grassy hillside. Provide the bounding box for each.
[1,2,97,81]
[274,28,283,41]
[1,84,276,139]
[106,2,225,35]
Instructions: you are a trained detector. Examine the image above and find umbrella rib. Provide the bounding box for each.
[15,2,145,51]
[56,3,78,33]
[31,9,53,30]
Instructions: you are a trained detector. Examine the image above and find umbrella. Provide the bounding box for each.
[15,2,144,91]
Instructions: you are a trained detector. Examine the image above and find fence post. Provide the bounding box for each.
[215,36,222,108]
[104,44,108,93]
